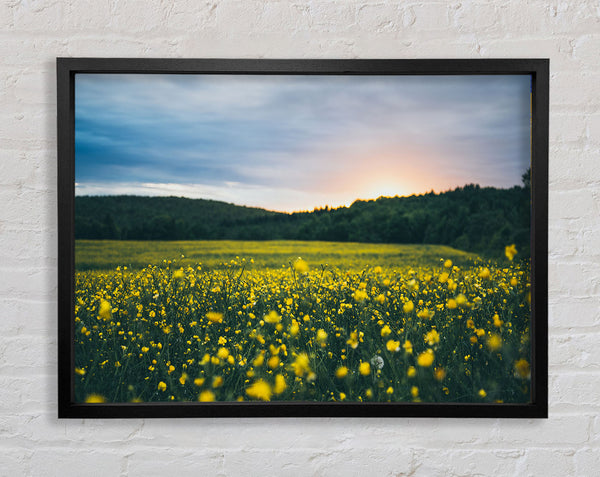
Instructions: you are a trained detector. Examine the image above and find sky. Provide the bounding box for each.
[75,73,531,213]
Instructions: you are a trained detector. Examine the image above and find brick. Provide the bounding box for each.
[410,3,454,31]
[550,332,600,370]
[572,34,600,69]
[412,449,523,477]
[0,449,33,477]
[0,377,47,414]
[0,266,56,301]
[453,2,501,34]
[548,261,600,299]
[520,449,577,476]
[549,296,600,328]
[494,415,590,446]
[356,4,402,33]
[551,373,600,407]
[587,113,600,145]
[30,449,123,477]
[308,2,357,32]
[3,298,55,336]
[0,335,56,375]
[552,71,600,107]
[550,113,587,144]
[575,448,600,476]
[126,448,222,477]
[549,189,598,220]
[11,0,67,32]
[548,223,583,257]
[479,37,577,72]
[549,146,600,186]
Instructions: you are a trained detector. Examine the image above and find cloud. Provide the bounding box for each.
[75,74,531,212]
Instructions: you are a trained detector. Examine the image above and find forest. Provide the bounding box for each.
[75,181,530,258]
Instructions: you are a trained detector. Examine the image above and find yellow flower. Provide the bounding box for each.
[75,367,86,376]
[407,366,417,378]
[411,386,419,398]
[198,390,215,402]
[98,299,111,321]
[358,361,371,376]
[402,300,414,313]
[264,310,281,324]
[274,374,287,394]
[510,276,518,287]
[493,314,503,328]
[316,329,328,344]
[217,347,230,359]
[353,289,368,302]
[293,258,309,274]
[444,259,453,268]
[158,381,167,392]
[402,340,413,354]
[386,339,400,352]
[417,349,434,367]
[252,354,264,367]
[424,329,440,346]
[380,325,391,337]
[375,293,386,304]
[514,359,530,379]
[212,376,224,388]
[268,356,280,369]
[246,379,273,401]
[289,321,300,337]
[335,366,348,379]
[479,267,491,279]
[339,392,347,401]
[478,389,487,398]
[373,266,383,274]
[455,294,468,308]
[386,387,394,395]
[347,331,360,348]
[505,244,517,261]
[434,367,446,381]
[417,308,435,320]
[446,298,457,310]
[179,373,188,385]
[438,272,449,283]
[487,334,502,351]
[141,346,149,353]
[206,311,223,324]
[172,269,185,280]
[194,377,205,386]
[84,393,106,403]
[218,336,227,345]
[291,353,311,377]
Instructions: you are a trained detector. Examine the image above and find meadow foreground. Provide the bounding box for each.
[74,240,531,404]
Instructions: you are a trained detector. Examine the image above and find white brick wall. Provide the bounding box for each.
[0,1,598,475]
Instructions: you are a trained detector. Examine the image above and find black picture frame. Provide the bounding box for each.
[57,58,548,418]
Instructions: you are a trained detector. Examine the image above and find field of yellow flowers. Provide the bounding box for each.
[74,240,531,404]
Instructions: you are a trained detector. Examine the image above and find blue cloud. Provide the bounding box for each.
[75,73,531,211]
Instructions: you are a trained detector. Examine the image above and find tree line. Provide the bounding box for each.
[75,182,530,258]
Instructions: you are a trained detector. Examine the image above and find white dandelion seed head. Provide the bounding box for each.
[371,355,384,370]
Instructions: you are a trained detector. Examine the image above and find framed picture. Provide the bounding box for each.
[57,58,548,418]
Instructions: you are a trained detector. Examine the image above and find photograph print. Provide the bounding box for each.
[72,69,534,407]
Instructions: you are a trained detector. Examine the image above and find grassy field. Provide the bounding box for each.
[76,239,480,271]
[74,240,531,404]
